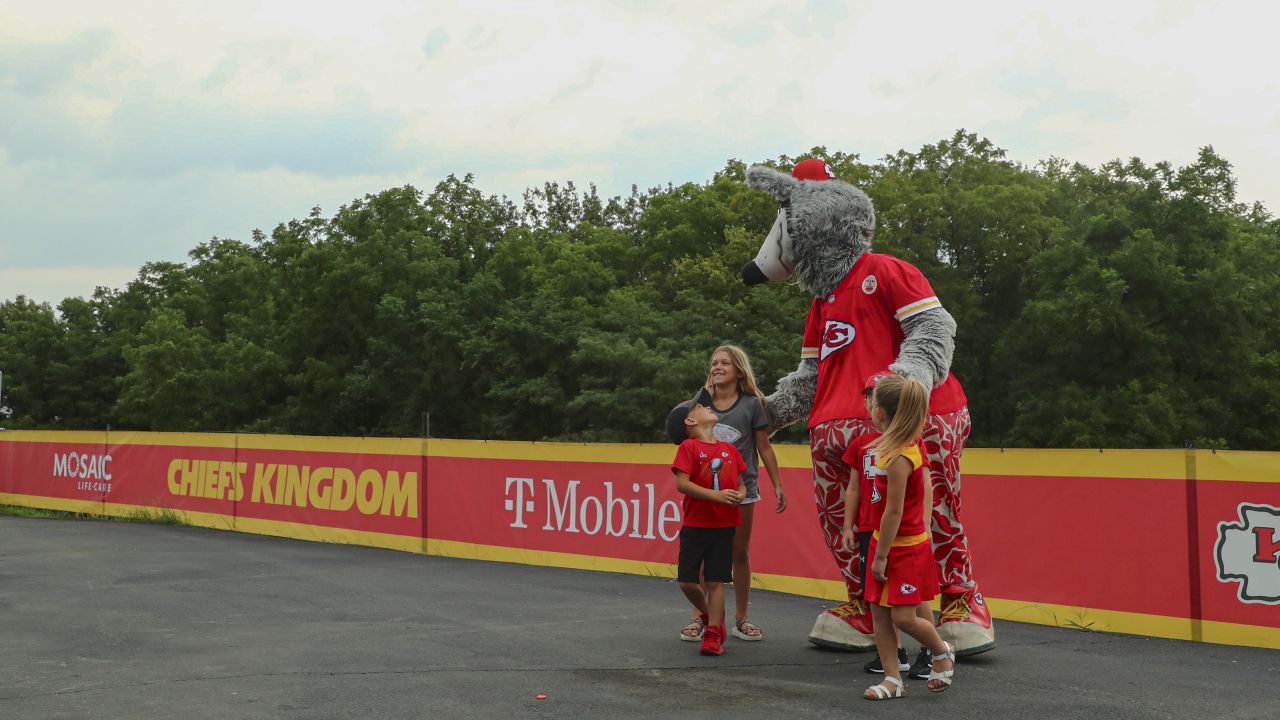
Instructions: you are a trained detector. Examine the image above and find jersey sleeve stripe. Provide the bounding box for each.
[894,297,941,321]
[800,346,819,359]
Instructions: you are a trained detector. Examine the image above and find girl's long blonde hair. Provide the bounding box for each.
[870,374,929,463]
[705,344,767,407]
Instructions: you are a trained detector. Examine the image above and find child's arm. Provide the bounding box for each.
[840,472,860,552]
[675,471,740,505]
[754,429,787,513]
[730,447,748,502]
[870,457,910,582]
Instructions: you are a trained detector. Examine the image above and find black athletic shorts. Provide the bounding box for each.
[857,530,873,589]
[677,526,735,583]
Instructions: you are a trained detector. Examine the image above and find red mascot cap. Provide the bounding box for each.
[862,370,894,396]
[792,158,837,181]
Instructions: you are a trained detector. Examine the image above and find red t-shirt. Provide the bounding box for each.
[866,441,929,542]
[840,430,883,532]
[801,253,967,428]
[671,439,746,528]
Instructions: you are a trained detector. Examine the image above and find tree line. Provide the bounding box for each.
[2,131,1278,449]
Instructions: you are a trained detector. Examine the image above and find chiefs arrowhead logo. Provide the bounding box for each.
[1215,503,1280,605]
[820,320,855,361]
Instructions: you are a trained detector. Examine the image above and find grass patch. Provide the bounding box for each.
[0,504,189,526]
[124,507,188,525]
[1052,608,1098,632]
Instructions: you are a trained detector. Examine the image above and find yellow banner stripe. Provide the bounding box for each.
[425,540,1280,650]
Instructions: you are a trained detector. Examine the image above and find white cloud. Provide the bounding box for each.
[1,0,1279,307]
[0,265,138,306]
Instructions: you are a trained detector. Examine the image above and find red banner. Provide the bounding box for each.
[2,433,1277,648]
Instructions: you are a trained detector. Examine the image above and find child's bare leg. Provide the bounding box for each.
[916,601,934,623]
[910,602,933,649]
[732,504,755,623]
[693,570,706,621]
[705,581,725,630]
[678,582,708,616]
[890,605,954,689]
[866,603,903,697]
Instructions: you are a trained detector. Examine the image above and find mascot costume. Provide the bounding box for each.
[741,159,995,656]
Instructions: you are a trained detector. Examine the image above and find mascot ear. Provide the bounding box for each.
[746,165,799,202]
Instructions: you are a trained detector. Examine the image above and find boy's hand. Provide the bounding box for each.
[715,489,742,505]
[871,555,888,582]
[840,527,857,552]
[774,487,788,513]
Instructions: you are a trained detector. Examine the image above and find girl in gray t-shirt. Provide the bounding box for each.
[679,345,786,643]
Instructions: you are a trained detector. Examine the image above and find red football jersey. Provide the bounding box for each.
[671,439,746,528]
[801,253,967,428]
[867,442,929,540]
[840,430,883,532]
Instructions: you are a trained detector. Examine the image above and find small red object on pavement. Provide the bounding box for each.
[535,695,547,700]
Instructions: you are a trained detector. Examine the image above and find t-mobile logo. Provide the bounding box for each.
[504,477,536,528]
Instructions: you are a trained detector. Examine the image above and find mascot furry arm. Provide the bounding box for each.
[743,165,957,431]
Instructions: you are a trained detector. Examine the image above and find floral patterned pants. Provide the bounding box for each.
[809,408,974,599]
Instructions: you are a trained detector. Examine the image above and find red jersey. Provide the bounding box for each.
[801,253,967,428]
[867,441,929,544]
[840,430,883,532]
[671,439,746,528]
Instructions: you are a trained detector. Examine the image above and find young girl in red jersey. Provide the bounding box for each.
[861,375,955,700]
[841,371,935,678]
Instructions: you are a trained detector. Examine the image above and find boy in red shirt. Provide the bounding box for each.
[666,389,747,656]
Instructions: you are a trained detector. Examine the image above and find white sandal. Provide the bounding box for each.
[729,618,763,641]
[863,674,904,701]
[928,641,956,693]
[679,615,706,642]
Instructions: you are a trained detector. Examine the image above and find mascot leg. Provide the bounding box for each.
[924,407,996,657]
[806,418,877,651]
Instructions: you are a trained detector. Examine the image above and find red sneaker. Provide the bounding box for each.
[936,585,996,657]
[699,625,724,656]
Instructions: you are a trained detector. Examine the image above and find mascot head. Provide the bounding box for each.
[741,159,876,298]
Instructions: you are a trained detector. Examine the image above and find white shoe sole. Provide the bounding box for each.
[729,627,763,641]
[807,611,876,651]
[937,620,996,657]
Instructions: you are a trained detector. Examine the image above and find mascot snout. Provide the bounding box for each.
[742,208,795,285]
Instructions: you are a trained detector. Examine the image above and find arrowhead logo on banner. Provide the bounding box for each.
[1215,503,1280,605]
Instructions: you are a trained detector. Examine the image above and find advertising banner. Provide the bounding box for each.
[2,432,1277,649]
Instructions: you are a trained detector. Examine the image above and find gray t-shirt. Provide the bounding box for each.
[709,394,771,502]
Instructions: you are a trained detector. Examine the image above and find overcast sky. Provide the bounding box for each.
[2,0,1277,306]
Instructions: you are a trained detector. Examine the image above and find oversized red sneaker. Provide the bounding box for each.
[699,625,724,656]
[936,585,996,657]
[807,598,876,651]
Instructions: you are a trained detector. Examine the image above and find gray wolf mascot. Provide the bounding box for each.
[742,158,995,656]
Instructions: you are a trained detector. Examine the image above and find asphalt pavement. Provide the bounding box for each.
[1,516,1276,719]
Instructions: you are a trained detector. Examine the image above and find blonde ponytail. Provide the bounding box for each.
[870,375,930,463]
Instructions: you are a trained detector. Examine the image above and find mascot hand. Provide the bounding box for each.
[765,358,818,432]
